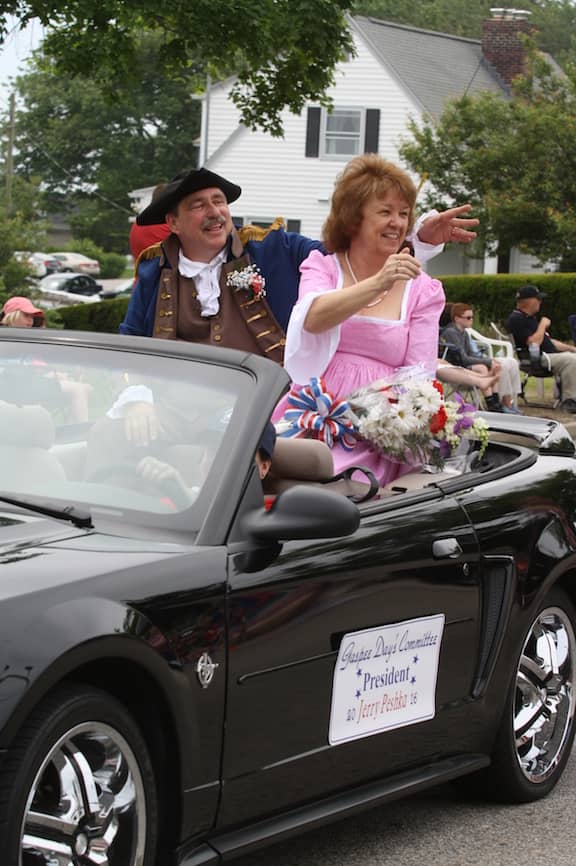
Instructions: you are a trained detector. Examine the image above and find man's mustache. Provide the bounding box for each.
[202,216,226,230]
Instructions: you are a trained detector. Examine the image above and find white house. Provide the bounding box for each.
[130,11,557,275]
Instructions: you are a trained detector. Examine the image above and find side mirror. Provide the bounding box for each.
[243,485,360,542]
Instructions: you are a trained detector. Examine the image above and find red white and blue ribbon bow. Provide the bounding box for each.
[279,378,357,450]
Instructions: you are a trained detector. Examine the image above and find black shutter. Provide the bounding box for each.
[286,219,301,233]
[305,107,321,158]
[364,109,380,153]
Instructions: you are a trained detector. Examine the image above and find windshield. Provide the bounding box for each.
[42,276,75,290]
[0,342,249,527]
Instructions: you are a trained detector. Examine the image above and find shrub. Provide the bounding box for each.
[1,259,35,293]
[56,297,130,333]
[98,252,128,278]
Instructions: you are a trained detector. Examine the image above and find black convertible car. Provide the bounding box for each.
[0,329,575,866]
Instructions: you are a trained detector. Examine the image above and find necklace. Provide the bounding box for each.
[345,251,387,308]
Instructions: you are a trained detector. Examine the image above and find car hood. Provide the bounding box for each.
[0,510,189,601]
[482,412,575,455]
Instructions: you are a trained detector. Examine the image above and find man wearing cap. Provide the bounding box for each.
[506,285,576,413]
[120,167,478,362]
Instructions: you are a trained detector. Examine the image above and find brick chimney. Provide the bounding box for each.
[482,9,533,85]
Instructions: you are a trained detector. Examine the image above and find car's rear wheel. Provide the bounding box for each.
[0,684,158,865]
[489,587,576,802]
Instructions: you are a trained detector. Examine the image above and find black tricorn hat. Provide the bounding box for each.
[136,168,242,225]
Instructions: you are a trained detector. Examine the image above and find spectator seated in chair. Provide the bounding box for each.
[441,303,522,414]
[506,285,576,414]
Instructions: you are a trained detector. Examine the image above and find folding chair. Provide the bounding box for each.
[437,336,484,408]
[490,322,559,407]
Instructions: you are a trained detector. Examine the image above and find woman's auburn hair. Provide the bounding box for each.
[322,154,418,253]
[450,302,473,321]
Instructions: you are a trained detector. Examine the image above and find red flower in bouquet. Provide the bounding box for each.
[429,405,447,434]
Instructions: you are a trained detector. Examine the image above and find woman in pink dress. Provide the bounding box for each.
[277,154,446,487]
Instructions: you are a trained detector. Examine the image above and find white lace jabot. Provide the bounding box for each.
[178,248,227,317]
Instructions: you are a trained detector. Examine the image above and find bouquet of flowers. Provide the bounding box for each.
[277,368,489,472]
[345,367,489,470]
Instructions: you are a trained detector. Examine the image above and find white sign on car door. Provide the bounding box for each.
[329,614,445,745]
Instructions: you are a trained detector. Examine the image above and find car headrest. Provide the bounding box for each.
[0,401,55,449]
[267,437,334,483]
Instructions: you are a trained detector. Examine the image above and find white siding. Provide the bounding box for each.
[205,32,423,240]
[510,248,557,275]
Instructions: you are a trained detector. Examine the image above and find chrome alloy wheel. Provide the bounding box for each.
[514,605,576,784]
[19,721,147,866]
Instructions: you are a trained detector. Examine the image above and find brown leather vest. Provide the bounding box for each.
[152,233,285,364]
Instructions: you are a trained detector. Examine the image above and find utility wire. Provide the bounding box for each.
[30,143,135,216]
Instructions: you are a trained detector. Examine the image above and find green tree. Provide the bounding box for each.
[0,0,354,137]
[399,50,576,271]
[7,36,201,251]
[0,176,48,294]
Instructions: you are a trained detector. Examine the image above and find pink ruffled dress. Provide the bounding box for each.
[274,250,446,486]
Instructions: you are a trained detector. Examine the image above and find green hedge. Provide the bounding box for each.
[56,297,130,333]
[50,273,576,342]
[441,273,576,341]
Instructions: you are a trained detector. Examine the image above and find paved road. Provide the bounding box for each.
[235,746,576,866]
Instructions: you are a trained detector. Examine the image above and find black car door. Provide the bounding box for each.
[220,487,482,825]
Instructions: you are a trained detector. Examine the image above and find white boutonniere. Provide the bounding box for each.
[226,264,266,300]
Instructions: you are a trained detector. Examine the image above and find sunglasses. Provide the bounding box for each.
[459,314,474,320]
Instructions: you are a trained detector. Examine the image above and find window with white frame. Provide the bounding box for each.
[322,108,364,158]
[305,106,380,160]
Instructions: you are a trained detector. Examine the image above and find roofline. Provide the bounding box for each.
[352,14,483,48]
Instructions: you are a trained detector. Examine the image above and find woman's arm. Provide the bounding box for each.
[303,250,421,334]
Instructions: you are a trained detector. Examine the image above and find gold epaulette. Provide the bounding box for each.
[238,217,286,244]
[134,242,163,274]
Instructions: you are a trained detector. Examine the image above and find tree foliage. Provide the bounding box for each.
[0,0,355,137]
[399,49,576,269]
[6,35,202,251]
[0,178,48,293]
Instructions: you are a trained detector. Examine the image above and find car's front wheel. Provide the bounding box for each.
[0,684,158,865]
[489,587,576,802]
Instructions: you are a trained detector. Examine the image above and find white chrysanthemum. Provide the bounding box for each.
[413,382,443,416]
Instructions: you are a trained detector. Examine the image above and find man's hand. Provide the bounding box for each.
[123,402,163,447]
[136,456,197,509]
[136,456,182,484]
[417,204,479,246]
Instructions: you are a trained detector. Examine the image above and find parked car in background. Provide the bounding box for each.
[13,251,63,278]
[52,252,101,276]
[0,330,575,864]
[38,272,102,306]
[98,277,134,300]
